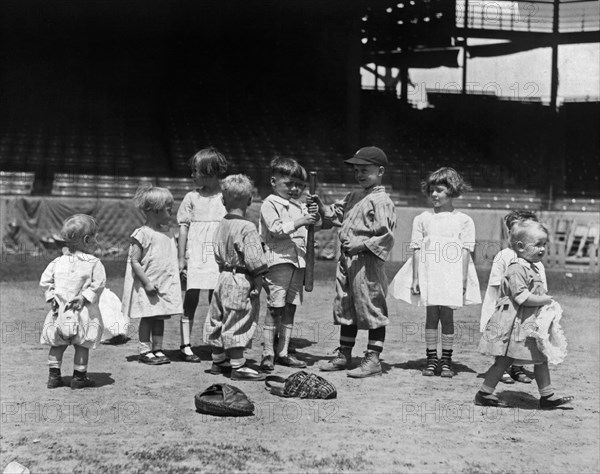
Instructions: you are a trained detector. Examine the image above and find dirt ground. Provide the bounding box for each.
[1,261,599,473]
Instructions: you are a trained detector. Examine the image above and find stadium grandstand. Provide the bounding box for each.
[1,0,598,267]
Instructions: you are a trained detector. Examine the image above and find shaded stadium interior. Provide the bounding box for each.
[0,0,598,202]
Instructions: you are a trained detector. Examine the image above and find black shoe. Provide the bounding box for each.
[474,391,508,407]
[210,360,232,375]
[276,354,307,368]
[71,376,95,389]
[139,352,164,365]
[260,354,275,372]
[152,351,171,365]
[47,374,65,389]
[179,344,201,363]
[539,394,574,410]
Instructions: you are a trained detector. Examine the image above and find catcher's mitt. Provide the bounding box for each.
[265,371,337,399]
[194,384,254,417]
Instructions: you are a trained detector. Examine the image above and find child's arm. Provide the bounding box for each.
[240,224,269,297]
[308,194,346,229]
[507,264,553,307]
[460,215,476,293]
[411,249,420,294]
[178,224,189,273]
[344,198,396,259]
[176,193,193,273]
[462,248,469,293]
[69,260,107,310]
[521,293,553,306]
[410,215,424,294]
[261,200,316,237]
[129,241,159,295]
[40,259,57,303]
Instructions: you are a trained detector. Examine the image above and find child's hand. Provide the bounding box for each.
[250,276,263,298]
[67,295,86,311]
[411,279,420,295]
[307,202,319,217]
[296,214,318,229]
[307,194,325,214]
[341,238,366,256]
[542,295,554,305]
[144,281,159,296]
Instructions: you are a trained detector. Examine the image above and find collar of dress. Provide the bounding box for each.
[515,257,539,272]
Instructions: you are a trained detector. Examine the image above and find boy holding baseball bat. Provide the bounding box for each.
[259,157,319,371]
[311,146,396,378]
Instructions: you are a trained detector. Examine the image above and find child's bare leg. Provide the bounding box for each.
[263,306,282,356]
[73,344,89,368]
[151,319,165,353]
[180,289,200,355]
[534,362,574,408]
[439,306,454,377]
[474,356,514,406]
[47,345,68,388]
[71,345,94,389]
[276,304,305,367]
[139,318,152,354]
[48,345,68,367]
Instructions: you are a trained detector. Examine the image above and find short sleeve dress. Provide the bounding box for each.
[480,247,547,332]
[389,210,481,309]
[121,225,183,319]
[177,190,226,290]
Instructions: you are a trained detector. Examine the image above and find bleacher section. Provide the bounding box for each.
[0,172,35,195]
[456,188,543,210]
[1,91,598,205]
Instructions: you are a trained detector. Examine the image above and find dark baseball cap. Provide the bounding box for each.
[344,146,388,166]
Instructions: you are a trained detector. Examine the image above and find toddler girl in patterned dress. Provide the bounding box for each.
[122,185,183,365]
[177,148,228,362]
[476,220,573,409]
[390,167,481,377]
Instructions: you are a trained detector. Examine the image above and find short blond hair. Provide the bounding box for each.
[221,174,254,205]
[60,214,98,243]
[509,220,549,248]
[133,184,174,212]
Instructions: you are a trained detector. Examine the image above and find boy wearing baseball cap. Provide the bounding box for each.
[311,146,396,378]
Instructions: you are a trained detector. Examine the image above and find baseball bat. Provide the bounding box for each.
[304,170,317,292]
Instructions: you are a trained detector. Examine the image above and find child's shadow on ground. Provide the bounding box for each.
[386,358,477,375]
[63,373,115,388]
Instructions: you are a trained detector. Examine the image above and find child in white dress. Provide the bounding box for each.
[40,214,106,389]
[122,185,183,365]
[480,210,545,385]
[476,220,573,409]
[390,167,481,377]
[177,148,228,362]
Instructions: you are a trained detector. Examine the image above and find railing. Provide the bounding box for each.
[456,0,600,33]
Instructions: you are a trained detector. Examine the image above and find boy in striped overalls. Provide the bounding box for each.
[311,147,396,378]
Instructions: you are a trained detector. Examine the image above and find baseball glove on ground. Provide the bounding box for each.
[265,371,337,399]
[194,384,254,417]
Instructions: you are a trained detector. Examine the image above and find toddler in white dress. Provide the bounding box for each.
[40,214,106,389]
